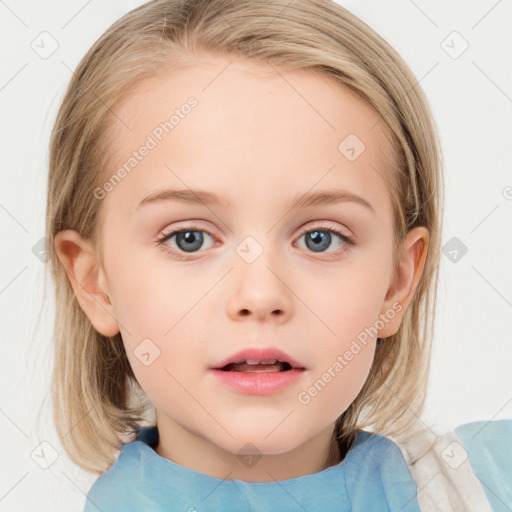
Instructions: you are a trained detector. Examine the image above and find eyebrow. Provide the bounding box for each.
[137,188,375,214]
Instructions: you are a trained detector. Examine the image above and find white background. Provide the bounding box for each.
[1,0,511,510]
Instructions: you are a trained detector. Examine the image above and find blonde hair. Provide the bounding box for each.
[46,0,444,474]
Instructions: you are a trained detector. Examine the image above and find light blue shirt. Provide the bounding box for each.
[83,419,512,511]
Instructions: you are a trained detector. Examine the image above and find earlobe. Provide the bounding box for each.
[377,226,429,338]
[54,230,120,337]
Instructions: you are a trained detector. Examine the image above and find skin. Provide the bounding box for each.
[55,53,429,482]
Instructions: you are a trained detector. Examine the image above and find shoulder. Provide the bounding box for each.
[83,427,158,512]
[351,429,419,474]
[455,419,512,511]
[341,430,423,510]
[83,448,137,512]
[393,419,512,512]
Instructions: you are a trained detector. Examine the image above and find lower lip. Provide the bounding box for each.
[210,369,305,395]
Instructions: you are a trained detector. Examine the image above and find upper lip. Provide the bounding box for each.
[210,347,306,370]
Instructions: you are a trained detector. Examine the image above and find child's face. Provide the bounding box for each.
[61,53,427,466]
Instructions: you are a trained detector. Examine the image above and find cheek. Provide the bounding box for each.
[107,250,203,344]
[105,260,209,393]
[119,310,208,415]
[297,336,377,419]
[293,257,388,415]
[297,261,391,345]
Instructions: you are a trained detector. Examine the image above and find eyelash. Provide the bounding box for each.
[156,223,355,261]
[157,224,218,261]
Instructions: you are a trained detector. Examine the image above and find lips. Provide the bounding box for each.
[210,347,306,372]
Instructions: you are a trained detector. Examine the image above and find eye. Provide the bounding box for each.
[156,224,216,259]
[156,222,355,261]
[294,223,354,255]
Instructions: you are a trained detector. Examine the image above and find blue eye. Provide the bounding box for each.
[157,223,354,260]
[296,228,353,253]
[157,226,216,257]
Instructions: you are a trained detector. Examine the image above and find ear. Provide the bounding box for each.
[377,226,429,338]
[54,230,120,337]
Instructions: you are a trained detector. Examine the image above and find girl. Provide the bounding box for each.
[46,0,511,510]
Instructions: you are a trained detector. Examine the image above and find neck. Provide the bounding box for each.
[153,413,345,482]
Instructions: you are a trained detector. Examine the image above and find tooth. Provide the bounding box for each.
[244,359,278,365]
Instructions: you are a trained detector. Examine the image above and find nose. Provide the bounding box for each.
[225,247,294,324]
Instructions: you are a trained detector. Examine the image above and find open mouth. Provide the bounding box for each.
[220,359,294,373]
[210,348,305,394]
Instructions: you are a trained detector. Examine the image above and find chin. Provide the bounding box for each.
[211,421,306,457]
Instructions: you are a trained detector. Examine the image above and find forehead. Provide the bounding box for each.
[99,54,396,218]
